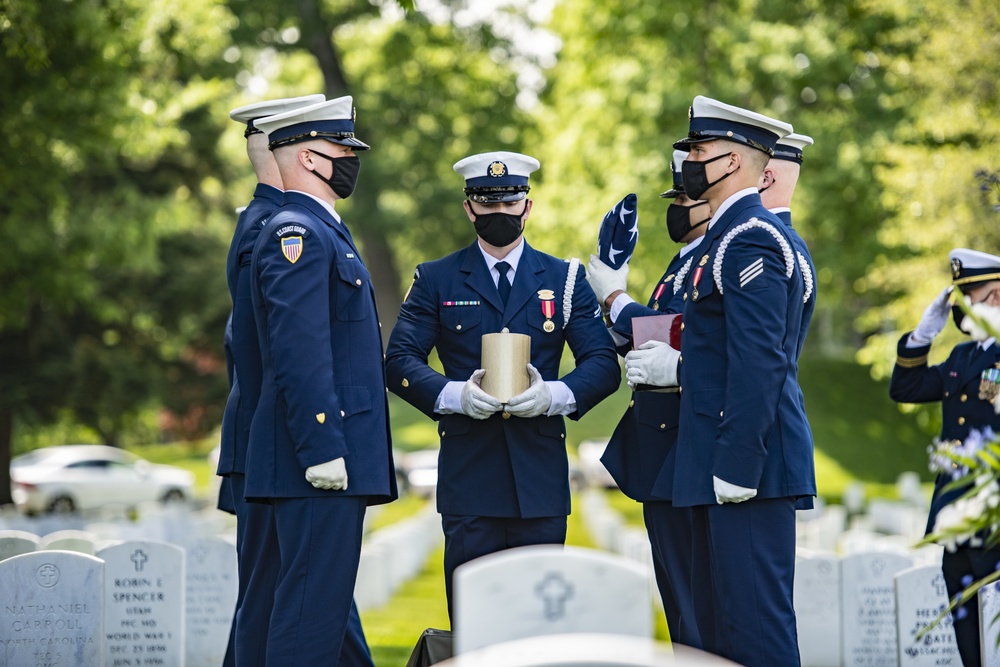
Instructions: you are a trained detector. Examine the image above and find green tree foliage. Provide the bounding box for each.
[0,0,241,500]
[857,0,1000,378]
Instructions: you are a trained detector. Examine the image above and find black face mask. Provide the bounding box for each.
[470,200,527,247]
[952,304,969,335]
[666,200,711,243]
[681,152,736,200]
[308,149,361,199]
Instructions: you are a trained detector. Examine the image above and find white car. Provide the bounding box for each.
[10,445,195,515]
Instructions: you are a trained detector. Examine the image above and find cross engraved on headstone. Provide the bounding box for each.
[870,558,885,577]
[130,548,148,572]
[190,543,208,564]
[35,563,59,588]
[534,571,574,621]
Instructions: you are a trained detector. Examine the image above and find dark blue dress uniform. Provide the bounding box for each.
[384,239,620,614]
[220,184,281,666]
[600,247,703,648]
[674,191,814,665]
[247,189,396,664]
[891,333,1000,667]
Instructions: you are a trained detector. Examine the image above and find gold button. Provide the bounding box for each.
[680,323,685,331]
[356,278,362,286]
[402,378,409,388]
[560,433,565,439]
[958,417,966,425]
[678,386,683,394]
[660,424,666,430]
[683,293,688,301]
[961,394,968,402]
[456,324,462,330]
[340,410,346,418]
[379,322,382,328]
[629,400,634,408]
[502,412,511,420]
[679,355,683,364]
[441,430,446,436]
[720,410,724,417]
[945,391,950,397]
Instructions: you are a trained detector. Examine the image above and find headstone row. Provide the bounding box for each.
[0,537,237,667]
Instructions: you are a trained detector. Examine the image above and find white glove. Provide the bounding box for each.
[506,364,553,418]
[305,457,348,491]
[586,254,629,306]
[624,340,680,388]
[713,476,757,504]
[461,369,502,420]
[911,286,954,345]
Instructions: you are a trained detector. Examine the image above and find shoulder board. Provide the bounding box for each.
[272,223,311,240]
[713,218,794,295]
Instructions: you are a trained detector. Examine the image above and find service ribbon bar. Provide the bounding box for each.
[442,300,481,307]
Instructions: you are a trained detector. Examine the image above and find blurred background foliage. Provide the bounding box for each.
[1,0,998,503]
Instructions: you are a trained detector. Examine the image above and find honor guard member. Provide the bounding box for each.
[221,93,323,666]
[585,150,710,648]
[890,248,1000,667]
[384,151,621,620]
[627,97,814,666]
[759,132,817,359]
[248,96,396,666]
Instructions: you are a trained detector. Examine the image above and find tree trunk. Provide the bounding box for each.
[358,224,403,347]
[0,405,13,507]
[297,0,349,95]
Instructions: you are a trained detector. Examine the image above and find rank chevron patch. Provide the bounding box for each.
[739,257,764,288]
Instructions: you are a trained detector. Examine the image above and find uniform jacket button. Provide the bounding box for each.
[958,417,965,425]
[340,410,346,418]
[960,394,968,402]
[680,323,685,331]
[456,324,462,330]
[629,399,635,408]
[355,278,362,285]
[502,412,511,420]
[660,423,666,430]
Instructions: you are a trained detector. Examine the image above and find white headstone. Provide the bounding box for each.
[41,530,98,555]
[0,529,40,561]
[184,537,237,667]
[841,551,914,667]
[0,551,104,666]
[453,545,652,654]
[98,540,185,667]
[979,581,1000,665]
[894,565,959,666]
[794,552,842,667]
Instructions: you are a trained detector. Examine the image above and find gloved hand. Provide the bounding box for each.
[587,254,629,307]
[624,340,680,388]
[713,476,757,504]
[305,457,348,491]
[506,364,553,418]
[911,286,954,345]
[461,369,503,420]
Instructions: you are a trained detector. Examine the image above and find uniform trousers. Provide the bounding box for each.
[942,545,1000,667]
[442,514,567,624]
[643,501,702,648]
[263,496,373,666]
[690,497,799,667]
[229,473,279,666]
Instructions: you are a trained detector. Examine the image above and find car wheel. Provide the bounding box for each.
[48,496,76,514]
[161,489,186,504]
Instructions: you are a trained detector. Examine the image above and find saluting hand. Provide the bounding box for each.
[911,286,954,345]
[305,457,348,491]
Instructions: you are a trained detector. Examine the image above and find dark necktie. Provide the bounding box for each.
[495,261,512,305]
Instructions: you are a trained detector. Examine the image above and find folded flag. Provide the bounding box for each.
[597,193,638,270]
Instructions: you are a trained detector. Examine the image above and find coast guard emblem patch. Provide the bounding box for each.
[281,236,303,264]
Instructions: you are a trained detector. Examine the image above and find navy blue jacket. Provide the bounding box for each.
[385,240,621,518]
[245,191,396,503]
[601,250,694,502]
[889,333,1000,533]
[775,210,816,359]
[219,184,282,477]
[672,193,815,507]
